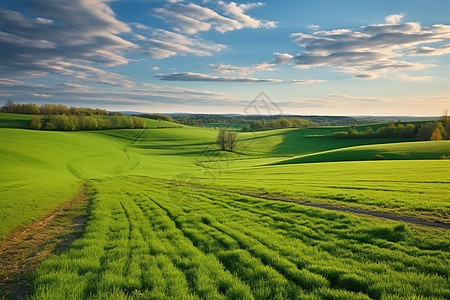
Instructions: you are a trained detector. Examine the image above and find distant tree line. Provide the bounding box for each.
[244,117,317,130]
[333,118,450,141]
[2,101,107,116]
[171,114,379,128]
[139,113,175,123]
[29,115,146,131]
[0,101,149,131]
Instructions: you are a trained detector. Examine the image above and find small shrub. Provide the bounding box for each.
[374,154,383,160]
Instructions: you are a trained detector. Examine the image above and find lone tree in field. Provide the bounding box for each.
[430,128,442,140]
[217,129,236,152]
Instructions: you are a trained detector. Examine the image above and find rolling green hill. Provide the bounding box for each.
[2,124,450,240]
[274,140,450,165]
[235,127,413,156]
[1,117,450,299]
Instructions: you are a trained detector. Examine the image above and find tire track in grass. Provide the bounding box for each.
[168,188,333,292]
[89,183,195,299]
[116,129,146,174]
[96,178,450,299]
[111,182,228,299]
[121,184,260,299]
[163,181,450,230]
[140,195,237,299]
[143,186,325,298]
[114,186,192,298]
[0,184,92,300]
[167,183,450,299]
[187,189,448,278]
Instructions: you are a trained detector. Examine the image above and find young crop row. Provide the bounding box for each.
[31,176,449,299]
[203,160,450,222]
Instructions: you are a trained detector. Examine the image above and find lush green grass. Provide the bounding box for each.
[31,177,449,299]
[0,112,35,128]
[0,126,226,240]
[2,126,449,242]
[2,119,450,299]
[234,127,413,156]
[275,140,450,164]
[193,159,450,222]
[0,128,129,240]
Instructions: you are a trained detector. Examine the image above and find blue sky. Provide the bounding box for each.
[1,0,450,115]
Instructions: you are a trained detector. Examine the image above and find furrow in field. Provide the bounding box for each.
[195,188,449,277]
[125,181,320,299]
[28,176,450,299]
[164,180,450,229]
[119,184,255,299]
[132,183,373,298]
[157,182,449,284]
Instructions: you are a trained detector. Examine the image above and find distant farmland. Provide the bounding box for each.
[1,117,449,299]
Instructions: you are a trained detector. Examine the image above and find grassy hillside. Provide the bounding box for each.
[1,118,450,299]
[192,160,450,222]
[0,128,128,240]
[235,127,413,156]
[31,176,450,300]
[2,125,449,241]
[0,112,34,128]
[274,140,450,164]
[0,126,228,239]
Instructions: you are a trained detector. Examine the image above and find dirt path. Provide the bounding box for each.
[0,184,91,300]
[165,180,450,230]
[241,192,450,230]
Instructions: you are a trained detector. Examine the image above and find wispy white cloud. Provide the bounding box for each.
[0,77,238,107]
[154,2,276,34]
[290,15,450,79]
[133,26,226,59]
[307,24,320,30]
[31,93,51,97]
[290,79,325,84]
[385,14,404,25]
[0,78,25,85]
[397,73,433,81]
[0,1,135,85]
[156,72,283,83]
[408,44,450,56]
[218,1,277,29]
[210,53,293,75]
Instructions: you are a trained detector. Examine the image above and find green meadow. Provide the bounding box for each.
[1,118,449,299]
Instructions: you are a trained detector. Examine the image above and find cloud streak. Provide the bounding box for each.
[154,2,276,34]
[0,0,135,86]
[210,53,293,75]
[290,15,450,79]
[291,79,325,84]
[133,26,226,59]
[156,72,283,83]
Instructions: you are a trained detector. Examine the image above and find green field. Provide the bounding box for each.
[1,119,449,299]
[31,177,449,300]
[275,141,450,164]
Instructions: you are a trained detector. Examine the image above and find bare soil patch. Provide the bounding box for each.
[0,183,91,300]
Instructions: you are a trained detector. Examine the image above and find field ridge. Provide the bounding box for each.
[165,180,450,229]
